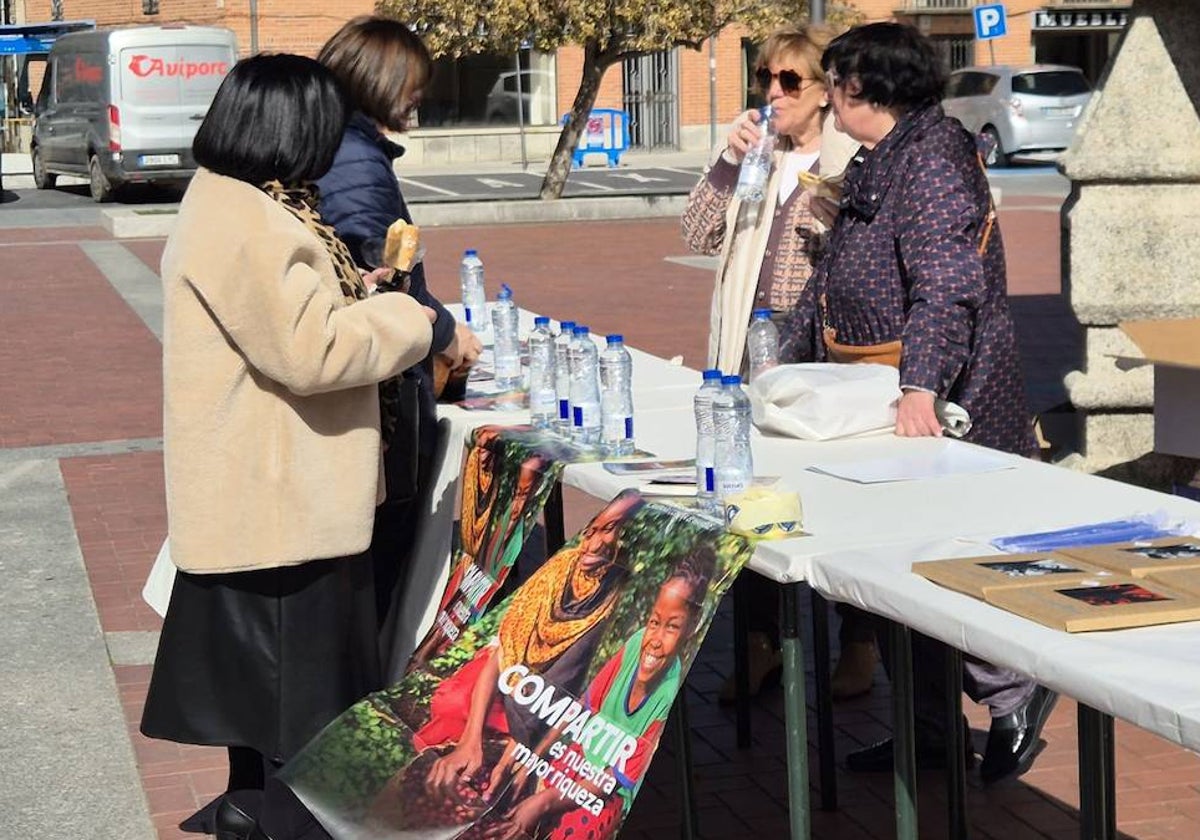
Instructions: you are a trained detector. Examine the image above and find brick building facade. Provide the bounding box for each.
[5,0,1129,160]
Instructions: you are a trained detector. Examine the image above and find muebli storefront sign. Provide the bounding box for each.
[1034,9,1129,30]
[281,468,753,839]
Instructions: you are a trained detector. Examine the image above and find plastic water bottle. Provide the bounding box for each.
[459,249,489,337]
[713,374,754,502]
[568,325,601,446]
[528,316,557,430]
[599,334,635,457]
[734,105,776,204]
[693,369,723,504]
[554,321,575,436]
[746,309,781,382]
[491,284,521,391]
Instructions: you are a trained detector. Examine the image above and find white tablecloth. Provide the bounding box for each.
[391,311,1200,757]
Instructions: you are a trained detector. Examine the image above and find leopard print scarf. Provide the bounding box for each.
[261,180,401,442]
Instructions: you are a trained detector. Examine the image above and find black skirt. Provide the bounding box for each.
[140,553,381,764]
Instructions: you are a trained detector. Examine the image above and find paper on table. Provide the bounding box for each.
[807,442,1014,484]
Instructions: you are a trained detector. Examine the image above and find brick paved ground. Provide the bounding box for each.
[4,205,1197,839]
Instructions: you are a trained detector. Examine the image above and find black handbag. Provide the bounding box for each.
[381,369,421,504]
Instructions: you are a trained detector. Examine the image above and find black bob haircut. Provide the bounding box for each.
[193,54,349,186]
[822,23,946,113]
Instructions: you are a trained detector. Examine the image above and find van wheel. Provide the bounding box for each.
[982,127,1008,168]
[88,155,114,203]
[32,146,57,189]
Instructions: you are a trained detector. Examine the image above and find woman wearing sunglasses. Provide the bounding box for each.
[681,25,874,706]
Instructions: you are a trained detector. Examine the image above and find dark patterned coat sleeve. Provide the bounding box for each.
[894,152,989,396]
[779,265,819,363]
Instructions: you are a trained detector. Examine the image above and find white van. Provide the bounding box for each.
[32,25,237,201]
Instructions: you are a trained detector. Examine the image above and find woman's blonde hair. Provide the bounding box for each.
[754,24,840,91]
[317,16,431,132]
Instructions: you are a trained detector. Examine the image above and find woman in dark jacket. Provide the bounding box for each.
[315,16,482,636]
[783,23,1057,785]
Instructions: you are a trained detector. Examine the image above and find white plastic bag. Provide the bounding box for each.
[748,363,974,441]
[749,363,900,440]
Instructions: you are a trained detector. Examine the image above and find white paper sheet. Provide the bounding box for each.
[806,439,1016,484]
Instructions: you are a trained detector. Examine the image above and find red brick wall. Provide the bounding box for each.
[13,0,1111,144]
[17,0,372,57]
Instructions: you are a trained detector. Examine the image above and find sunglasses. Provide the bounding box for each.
[754,67,819,95]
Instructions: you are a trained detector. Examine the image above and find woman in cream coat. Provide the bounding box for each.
[681,25,873,705]
[139,55,433,839]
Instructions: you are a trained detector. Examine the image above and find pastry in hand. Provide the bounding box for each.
[797,170,845,202]
[382,219,420,272]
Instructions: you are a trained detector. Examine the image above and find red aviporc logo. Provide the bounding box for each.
[127,54,229,80]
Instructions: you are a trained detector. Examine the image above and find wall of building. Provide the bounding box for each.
[8,0,1130,159]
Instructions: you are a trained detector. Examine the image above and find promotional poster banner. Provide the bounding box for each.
[282,491,753,840]
[409,425,582,669]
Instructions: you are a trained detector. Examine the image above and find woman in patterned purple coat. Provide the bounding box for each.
[783,23,1058,785]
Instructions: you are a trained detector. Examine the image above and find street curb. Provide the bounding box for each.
[102,193,689,237]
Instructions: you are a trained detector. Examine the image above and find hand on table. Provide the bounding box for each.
[895,389,942,437]
[455,323,483,368]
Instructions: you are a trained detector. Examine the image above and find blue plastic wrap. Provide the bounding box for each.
[989,512,1194,554]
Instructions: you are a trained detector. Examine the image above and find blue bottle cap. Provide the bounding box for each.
[752,308,772,320]
[702,369,722,381]
[722,374,742,386]
[534,316,550,326]
[606,334,623,344]
[497,284,512,300]
[573,325,590,336]
[464,248,477,256]
[560,320,576,330]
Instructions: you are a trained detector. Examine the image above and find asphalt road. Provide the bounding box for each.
[0,162,1069,212]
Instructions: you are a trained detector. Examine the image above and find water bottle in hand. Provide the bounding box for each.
[554,321,575,436]
[459,249,489,337]
[713,374,754,502]
[599,334,635,457]
[568,325,601,447]
[528,316,557,430]
[746,309,781,382]
[491,284,521,391]
[694,369,723,504]
[734,105,776,204]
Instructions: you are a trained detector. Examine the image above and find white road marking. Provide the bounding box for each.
[571,180,617,191]
[477,177,526,188]
[607,172,669,183]
[399,177,458,196]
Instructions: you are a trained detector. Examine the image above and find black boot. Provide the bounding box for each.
[215,790,263,840]
[980,685,1059,785]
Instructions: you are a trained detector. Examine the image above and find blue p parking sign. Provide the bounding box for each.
[974,4,1008,40]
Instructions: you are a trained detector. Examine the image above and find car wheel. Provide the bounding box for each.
[88,154,114,203]
[32,145,57,189]
[982,127,1008,168]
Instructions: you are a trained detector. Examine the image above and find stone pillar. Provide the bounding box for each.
[1059,0,1200,487]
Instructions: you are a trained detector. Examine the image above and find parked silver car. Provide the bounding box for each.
[942,65,1092,166]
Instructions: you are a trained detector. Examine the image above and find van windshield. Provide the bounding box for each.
[119,45,232,107]
[1013,71,1091,97]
